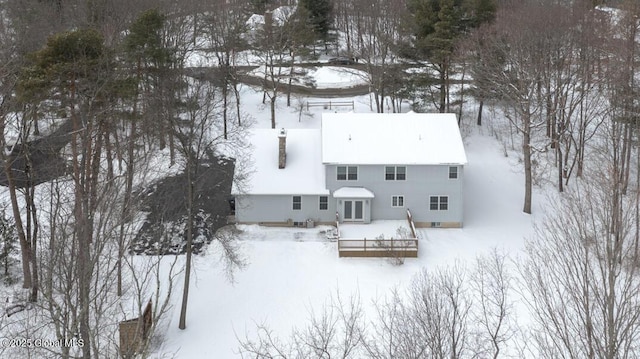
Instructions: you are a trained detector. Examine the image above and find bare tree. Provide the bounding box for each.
[347,0,406,113]
[470,249,516,359]
[239,291,365,358]
[251,8,295,128]
[519,169,640,358]
[472,2,555,214]
[239,255,520,359]
[122,244,182,358]
[175,78,245,330]
[202,0,249,137]
[0,3,45,301]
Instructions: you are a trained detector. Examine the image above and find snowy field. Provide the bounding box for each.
[246,66,369,89]
[154,73,547,358]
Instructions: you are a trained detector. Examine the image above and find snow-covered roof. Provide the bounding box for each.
[237,129,329,195]
[333,187,375,199]
[321,113,467,165]
[246,6,296,29]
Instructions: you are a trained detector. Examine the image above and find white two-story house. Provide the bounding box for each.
[232,112,467,227]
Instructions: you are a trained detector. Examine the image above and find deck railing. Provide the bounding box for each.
[407,209,418,239]
[336,209,419,258]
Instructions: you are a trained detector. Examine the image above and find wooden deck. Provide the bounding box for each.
[336,210,419,258]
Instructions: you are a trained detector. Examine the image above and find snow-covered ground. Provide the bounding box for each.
[155,74,547,358]
[0,45,547,358]
[246,65,369,89]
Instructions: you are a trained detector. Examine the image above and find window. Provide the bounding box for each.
[440,196,448,210]
[385,166,395,180]
[293,196,302,210]
[430,196,438,210]
[319,196,328,210]
[385,166,406,180]
[430,196,448,211]
[347,166,357,180]
[392,195,404,207]
[337,166,358,181]
[397,166,406,180]
[449,166,458,179]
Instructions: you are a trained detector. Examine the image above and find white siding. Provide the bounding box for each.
[236,194,336,223]
[325,164,464,224]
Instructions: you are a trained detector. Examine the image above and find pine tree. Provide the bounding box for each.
[406,0,497,112]
[299,0,332,41]
[473,0,497,26]
[427,0,459,112]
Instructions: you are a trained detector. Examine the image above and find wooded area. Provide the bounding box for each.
[0,0,639,358]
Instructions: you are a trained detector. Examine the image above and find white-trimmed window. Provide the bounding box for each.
[385,166,406,180]
[392,195,404,207]
[319,196,328,210]
[293,196,302,210]
[337,166,358,181]
[430,196,448,210]
[449,166,458,179]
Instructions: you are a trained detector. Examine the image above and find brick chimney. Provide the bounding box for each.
[278,128,287,169]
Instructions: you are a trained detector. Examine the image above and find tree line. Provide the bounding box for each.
[0,1,247,357]
[0,0,639,357]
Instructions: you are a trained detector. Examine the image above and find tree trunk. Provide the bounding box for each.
[222,83,228,140]
[2,159,32,289]
[179,155,194,330]
[270,96,276,129]
[557,143,563,193]
[439,64,446,113]
[233,81,242,126]
[287,51,295,107]
[477,100,484,126]
[118,117,136,297]
[621,123,631,195]
[25,178,39,302]
[522,112,532,214]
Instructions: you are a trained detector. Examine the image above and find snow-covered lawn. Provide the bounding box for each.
[246,65,369,89]
[305,66,369,88]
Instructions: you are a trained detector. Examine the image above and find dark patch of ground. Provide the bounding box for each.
[131,154,235,255]
[0,119,73,188]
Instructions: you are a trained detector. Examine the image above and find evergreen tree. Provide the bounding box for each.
[24,28,112,358]
[299,0,332,41]
[473,0,497,26]
[250,0,271,14]
[406,0,497,112]
[427,0,459,112]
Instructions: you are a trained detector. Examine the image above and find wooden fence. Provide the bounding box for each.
[307,100,355,111]
[119,300,153,358]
